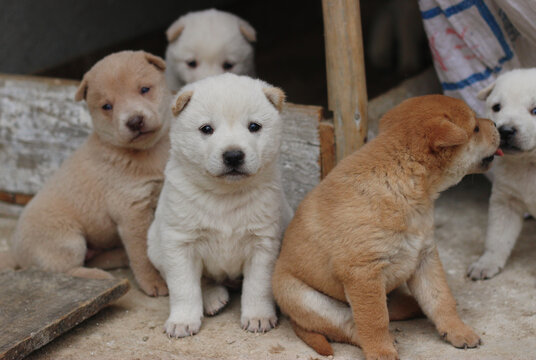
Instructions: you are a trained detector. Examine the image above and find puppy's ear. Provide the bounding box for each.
[172,91,193,116]
[477,81,495,100]
[74,77,88,102]
[166,19,185,43]
[238,19,256,43]
[431,119,468,150]
[263,87,285,112]
[144,52,166,72]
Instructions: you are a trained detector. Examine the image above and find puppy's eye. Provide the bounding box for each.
[140,86,150,94]
[222,61,234,70]
[199,124,214,135]
[186,60,198,68]
[248,122,262,133]
[474,125,479,133]
[531,107,536,116]
[102,104,112,111]
[492,103,501,112]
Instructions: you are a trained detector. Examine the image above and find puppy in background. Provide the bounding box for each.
[4,51,170,297]
[164,9,256,91]
[273,95,500,359]
[468,69,536,280]
[148,73,292,337]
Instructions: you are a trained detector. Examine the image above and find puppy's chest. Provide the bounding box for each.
[383,211,434,290]
[495,161,536,214]
[196,231,258,281]
[114,173,164,210]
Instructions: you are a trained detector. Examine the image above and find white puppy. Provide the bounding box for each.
[468,68,536,280]
[148,73,292,337]
[164,9,256,91]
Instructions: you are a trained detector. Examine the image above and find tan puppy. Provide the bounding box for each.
[6,51,170,296]
[272,95,500,359]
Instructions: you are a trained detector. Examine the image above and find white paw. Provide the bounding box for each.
[467,255,503,280]
[164,318,202,338]
[241,315,278,333]
[203,284,229,316]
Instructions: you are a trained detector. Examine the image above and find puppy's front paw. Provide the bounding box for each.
[241,315,278,333]
[467,255,502,280]
[203,284,229,316]
[164,318,202,338]
[440,323,481,349]
[136,271,169,297]
[365,345,399,360]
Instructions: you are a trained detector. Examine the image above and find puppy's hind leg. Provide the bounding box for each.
[0,250,17,270]
[202,279,229,316]
[15,227,112,280]
[387,285,424,321]
[86,248,129,270]
[272,266,356,356]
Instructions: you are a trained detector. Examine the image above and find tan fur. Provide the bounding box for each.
[262,87,285,112]
[273,95,500,359]
[172,91,193,116]
[7,51,172,296]
[238,21,257,43]
[166,22,185,43]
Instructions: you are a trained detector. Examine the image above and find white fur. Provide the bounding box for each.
[148,74,292,337]
[468,69,536,280]
[165,9,256,91]
[301,288,354,336]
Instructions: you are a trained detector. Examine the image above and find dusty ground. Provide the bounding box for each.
[1,175,535,360]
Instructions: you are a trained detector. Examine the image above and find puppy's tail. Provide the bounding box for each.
[0,250,17,270]
[291,321,333,356]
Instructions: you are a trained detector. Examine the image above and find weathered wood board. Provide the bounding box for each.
[0,74,323,213]
[0,269,129,360]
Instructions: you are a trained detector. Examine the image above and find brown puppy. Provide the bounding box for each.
[7,51,170,296]
[272,95,500,359]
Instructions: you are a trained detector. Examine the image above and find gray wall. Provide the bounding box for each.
[0,0,231,74]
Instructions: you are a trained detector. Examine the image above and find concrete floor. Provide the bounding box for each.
[1,175,535,360]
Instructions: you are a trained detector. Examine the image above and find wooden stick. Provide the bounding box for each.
[322,0,368,162]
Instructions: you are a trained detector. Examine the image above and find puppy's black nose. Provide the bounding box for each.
[223,150,245,168]
[498,125,516,141]
[127,116,144,132]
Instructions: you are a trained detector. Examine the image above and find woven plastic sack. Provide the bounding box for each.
[419,0,536,116]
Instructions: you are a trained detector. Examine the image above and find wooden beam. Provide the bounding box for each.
[322,0,368,162]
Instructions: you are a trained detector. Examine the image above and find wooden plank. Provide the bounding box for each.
[0,269,129,360]
[322,0,368,162]
[0,73,92,196]
[279,103,323,209]
[0,74,323,212]
[318,120,336,178]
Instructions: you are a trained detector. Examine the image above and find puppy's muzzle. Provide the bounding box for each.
[127,115,145,132]
[498,125,520,151]
[223,150,245,168]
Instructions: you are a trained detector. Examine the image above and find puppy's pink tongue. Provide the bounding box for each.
[495,149,504,156]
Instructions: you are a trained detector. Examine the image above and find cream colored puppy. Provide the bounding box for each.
[148,73,292,337]
[164,9,256,91]
[468,69,536,280]
[5,51,170,296]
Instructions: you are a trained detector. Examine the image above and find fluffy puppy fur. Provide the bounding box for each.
[468,69,536,280]
[164,9,256,91]
[5,51,170,296]
[272,95,500,359]
[147,73,292,337]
